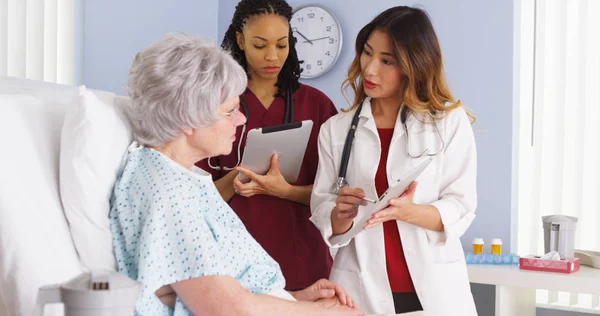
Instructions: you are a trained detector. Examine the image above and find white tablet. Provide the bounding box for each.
[238,120,314,184]
[329,157,433,246]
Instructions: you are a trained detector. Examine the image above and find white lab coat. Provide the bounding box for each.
[310,98,478,316]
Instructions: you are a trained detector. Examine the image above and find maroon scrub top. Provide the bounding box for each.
[196,84,338,290]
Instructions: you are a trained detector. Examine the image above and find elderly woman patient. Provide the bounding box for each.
[109,33,363,316]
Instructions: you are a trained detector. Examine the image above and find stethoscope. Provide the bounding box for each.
[331,102,445,194]
[207,87,294,171]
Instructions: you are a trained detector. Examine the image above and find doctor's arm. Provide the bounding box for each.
[310,124,359,247]
[418,108,477,244]
[367,108,477,243]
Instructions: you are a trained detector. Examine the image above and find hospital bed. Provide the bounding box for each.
[0,76,129,316]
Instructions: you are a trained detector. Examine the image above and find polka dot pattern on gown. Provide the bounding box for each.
[110,146,285,315]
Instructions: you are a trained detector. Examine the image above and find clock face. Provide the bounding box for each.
[290,5,342,79]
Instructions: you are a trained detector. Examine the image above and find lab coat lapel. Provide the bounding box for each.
[357,98,378,137]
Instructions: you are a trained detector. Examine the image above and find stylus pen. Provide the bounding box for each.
[362,197,377,204]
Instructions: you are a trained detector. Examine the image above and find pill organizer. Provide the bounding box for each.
[464,252,520,265]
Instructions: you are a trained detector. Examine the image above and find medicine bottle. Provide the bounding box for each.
[472,238,484,254]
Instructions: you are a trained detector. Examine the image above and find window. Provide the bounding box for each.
[0,0,81,85]
[516,0,600,311]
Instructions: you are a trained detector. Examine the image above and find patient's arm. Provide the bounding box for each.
[171,275,364,316]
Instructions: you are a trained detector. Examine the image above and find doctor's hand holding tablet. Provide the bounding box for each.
[333,181,419,230]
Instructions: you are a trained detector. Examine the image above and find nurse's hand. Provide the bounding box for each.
[363,181,418,229]
[290,278,355,308]
[233,154,291,198]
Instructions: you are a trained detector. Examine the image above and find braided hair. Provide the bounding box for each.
[222,0,302,96]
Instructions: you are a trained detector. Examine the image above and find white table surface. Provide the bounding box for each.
[468,264,600,295]
[468,264,600,315]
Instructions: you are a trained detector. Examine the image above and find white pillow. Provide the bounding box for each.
[0,85,82,316]
[59,86,132,271]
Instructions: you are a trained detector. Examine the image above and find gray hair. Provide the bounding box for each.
[126,32,247,146]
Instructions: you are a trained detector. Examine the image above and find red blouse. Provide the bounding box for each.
[196,84,337,290]
[375,128,417,293]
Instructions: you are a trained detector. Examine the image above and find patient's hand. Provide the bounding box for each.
[290,278,355,308]
[316,297,365,315]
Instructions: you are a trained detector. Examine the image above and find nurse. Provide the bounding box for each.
[311,6,478,316]
[195,0,338,291]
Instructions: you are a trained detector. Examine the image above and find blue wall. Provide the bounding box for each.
[83,0,219,94]
[218,0,514,254]
[83,0,515,250]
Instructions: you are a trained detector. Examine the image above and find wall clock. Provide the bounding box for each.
[290,5,343,79]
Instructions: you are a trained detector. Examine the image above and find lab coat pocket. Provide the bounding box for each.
[329,268,365,310]
[431,261,476,315]
[431,237,464,263]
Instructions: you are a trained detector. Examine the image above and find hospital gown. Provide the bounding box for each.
[110,145,285,315]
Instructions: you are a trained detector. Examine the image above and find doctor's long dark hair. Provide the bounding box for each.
[342,6,475,123]
[222,0,302,96]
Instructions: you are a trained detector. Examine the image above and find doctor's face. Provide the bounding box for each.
[360,30,403,101]
[236,14,290,81]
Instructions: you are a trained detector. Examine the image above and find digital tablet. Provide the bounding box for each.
[238,120,313,184]
[329,157,433,246]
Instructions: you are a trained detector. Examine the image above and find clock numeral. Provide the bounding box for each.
[306,64,312,70]
[329,38,335,44]
[320,17,324,22]
[317,60,323,66]
[326,26,332,32]
[308,13,315,19]
[297,17,304,23]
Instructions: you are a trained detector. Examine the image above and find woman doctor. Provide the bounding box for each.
[311,6,478,316]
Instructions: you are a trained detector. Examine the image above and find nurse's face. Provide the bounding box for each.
[360,30,403,101]
[190,96,246,157]
[236,14,290,81]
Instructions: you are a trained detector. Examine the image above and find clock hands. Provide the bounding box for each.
[303,36,331,43]
[293,28,314,45]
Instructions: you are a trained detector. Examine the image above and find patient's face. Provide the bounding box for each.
[236,14,290,81]
[190,96,246,157]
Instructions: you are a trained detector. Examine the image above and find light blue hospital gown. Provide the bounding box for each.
[110,145,285,315]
